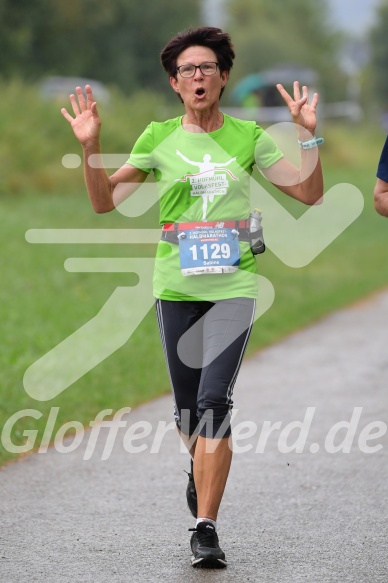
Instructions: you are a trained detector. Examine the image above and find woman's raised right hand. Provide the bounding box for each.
[61,85,101,147]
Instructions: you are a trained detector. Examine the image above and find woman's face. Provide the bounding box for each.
[170,45,228,112]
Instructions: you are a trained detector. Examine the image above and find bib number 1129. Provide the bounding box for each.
[189,242,231,261]
[178,226,240,275]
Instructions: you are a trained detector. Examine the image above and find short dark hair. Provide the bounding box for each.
[160,26,235,81]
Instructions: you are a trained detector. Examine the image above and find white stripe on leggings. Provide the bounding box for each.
[226,298,256,407]
[155,300,180,425]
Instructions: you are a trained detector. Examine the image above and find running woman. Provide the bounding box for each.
[61,26,324,569]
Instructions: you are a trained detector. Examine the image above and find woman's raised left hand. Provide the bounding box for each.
[276,81,318,135]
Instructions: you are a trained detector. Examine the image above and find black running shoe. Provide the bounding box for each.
[184,459,197,518]
[189,522,227,568]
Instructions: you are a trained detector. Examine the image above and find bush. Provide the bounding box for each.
[0,79,182,195]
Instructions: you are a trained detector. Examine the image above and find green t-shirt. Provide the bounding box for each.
[127,113,283,301]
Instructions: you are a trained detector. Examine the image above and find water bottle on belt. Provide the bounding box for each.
[249,208,265,254]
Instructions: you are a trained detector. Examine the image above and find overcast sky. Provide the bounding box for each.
[202,0,380,35]
[325,0,379,33]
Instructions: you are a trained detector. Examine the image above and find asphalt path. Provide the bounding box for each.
[1,289,388,582]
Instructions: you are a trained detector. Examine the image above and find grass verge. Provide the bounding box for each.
[1,120,387,465]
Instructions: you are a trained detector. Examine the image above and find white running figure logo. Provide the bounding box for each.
[176,150,237,220]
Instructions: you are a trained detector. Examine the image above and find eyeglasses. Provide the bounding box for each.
[176,61,219,78]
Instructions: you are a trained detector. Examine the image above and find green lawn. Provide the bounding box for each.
[1,121,387,464]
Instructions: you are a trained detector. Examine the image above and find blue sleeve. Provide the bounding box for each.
[376,136,388,182]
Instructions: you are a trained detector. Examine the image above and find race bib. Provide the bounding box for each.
[178,223,240,276]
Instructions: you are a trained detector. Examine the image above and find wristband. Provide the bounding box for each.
[298,137,324,149]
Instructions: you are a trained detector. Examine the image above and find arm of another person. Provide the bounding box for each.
[261,82,323,206]
[374,136,388,217]
[61,85,147,213]
[374,178,388,217]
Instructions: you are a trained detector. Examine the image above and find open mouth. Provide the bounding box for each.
[195,88,206,97]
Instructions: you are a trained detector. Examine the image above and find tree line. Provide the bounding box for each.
[0,0,386,108]
[0,0,201,94]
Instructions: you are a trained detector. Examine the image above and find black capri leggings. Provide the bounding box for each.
[155,297,256,438]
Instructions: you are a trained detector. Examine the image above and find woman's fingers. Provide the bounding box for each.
[85,85,95,108]
[295,96,308,116]
[276,83,293,106]
[277,82,305,107]
[68,86,96,117]
[277,82,315,106]
[69,93,81,116]
[75,86,87,112]
[60,107,74,123]
[90,100,99,119]
[310,92,319,109]
[293,81,301,101]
